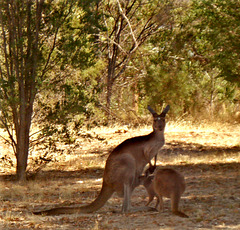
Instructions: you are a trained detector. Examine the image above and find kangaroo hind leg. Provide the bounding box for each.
[122,183,132,213]
[171,194,188,218]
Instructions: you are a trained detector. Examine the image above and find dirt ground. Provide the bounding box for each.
[0,122,239,229]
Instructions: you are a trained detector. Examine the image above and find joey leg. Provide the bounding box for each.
[171,195,189,218]
[156,195,164,212]
[145,194,154,206]
[171,194,180,214]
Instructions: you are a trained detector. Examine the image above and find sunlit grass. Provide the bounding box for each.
[158,151,240,166]
[0,121,239,174]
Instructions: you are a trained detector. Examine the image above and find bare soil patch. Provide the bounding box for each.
[0,123,239,229]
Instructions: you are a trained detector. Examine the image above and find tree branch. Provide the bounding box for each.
[116,0,138,52]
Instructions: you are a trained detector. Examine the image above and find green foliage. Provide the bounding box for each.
[34,0,104,141]
[0,0,104,179]
[187,0,240,83]
[35,59,106,144]
[135,0,239,121]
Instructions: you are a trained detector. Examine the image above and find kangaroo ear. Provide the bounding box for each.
[147,105,157,116]
[160,105,170,117]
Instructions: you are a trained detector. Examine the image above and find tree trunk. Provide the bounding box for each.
[15,105,33,181]
[132,80,139,114]
[0,0,57,182]
[106,78,114,114]
[16,127,31,181]
[16,152,28,181]
[106,55,116,117]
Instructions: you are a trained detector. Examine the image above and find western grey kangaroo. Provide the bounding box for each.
[140,167,189,218]
[33,105,170,215]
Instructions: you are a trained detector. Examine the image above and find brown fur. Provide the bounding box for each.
[33,105,170,215]
[140,168,188,218]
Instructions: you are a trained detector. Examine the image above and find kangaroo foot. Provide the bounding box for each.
[173,211,189,218]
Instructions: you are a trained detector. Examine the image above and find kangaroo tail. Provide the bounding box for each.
[33,182,114,215]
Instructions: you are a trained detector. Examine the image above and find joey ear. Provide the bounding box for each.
[160,105,170,117]
[147,105,157,116]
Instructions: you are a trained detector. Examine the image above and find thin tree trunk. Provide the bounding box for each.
[106,53,117,116]
[106,77,114,113]
[132,80,139,113]
[106,80,113,114]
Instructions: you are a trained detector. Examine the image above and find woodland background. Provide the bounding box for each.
[0,1,239,229]
[0,0,239,180]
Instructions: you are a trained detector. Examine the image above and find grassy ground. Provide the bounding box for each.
[0,121,239,229]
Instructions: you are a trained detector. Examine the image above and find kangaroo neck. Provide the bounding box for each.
[150,129,165,140]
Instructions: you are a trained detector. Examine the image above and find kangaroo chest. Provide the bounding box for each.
[149,141,164,152]
[144,139,165,159]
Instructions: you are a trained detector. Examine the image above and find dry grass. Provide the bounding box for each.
[0,122,239,229]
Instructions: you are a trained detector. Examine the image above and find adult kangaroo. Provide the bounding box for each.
[33,105,170,215]
[140,168,189,218]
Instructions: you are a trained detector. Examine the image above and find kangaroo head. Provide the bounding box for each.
[148,105,170,131]
[145,165,156,176]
